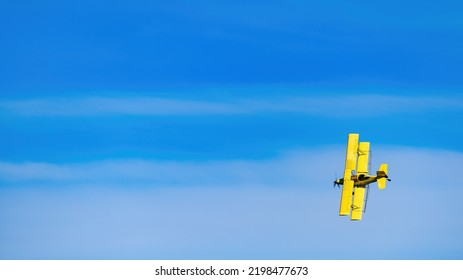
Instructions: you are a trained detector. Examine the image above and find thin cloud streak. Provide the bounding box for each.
[1,146,462,189]
[0,97,234,116]
[0,149,338,188]
[1,94,462,117]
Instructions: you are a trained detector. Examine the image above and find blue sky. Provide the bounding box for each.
[1,1,463,259]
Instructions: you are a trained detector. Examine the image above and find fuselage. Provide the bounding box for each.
[334,173,387,188]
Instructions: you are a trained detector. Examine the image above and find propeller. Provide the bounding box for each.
[333,173,341,188]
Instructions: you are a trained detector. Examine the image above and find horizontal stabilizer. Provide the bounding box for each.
[377,163,388,190]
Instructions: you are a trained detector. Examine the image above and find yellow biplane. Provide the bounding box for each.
[334,133,391,221]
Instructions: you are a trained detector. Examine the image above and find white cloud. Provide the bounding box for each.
[0,149,340,188]
[0,97,234,116]
[1,94,462,117]
[1,146,462,190]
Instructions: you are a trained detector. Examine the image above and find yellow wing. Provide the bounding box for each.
[344,134,359,171]
[351,187,366,221]
[339,169,354,216]
[351,141,370,220]
[357,142,370,175]
[339,133,358,216]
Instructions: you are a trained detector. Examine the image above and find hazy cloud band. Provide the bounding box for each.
[1,95,462,117]
[1,147,461,190]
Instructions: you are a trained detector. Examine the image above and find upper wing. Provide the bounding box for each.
[351,187,366,220]
[357,141,370,175]
[344,133,359,172]
[339,133,359,216]
[339,171,354,216]
[350,141,370,220]
[351,142,369,220]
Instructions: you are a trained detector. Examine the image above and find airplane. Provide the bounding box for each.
[334,133,391,221]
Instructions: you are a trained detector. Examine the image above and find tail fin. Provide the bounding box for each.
[377,163,388,190]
